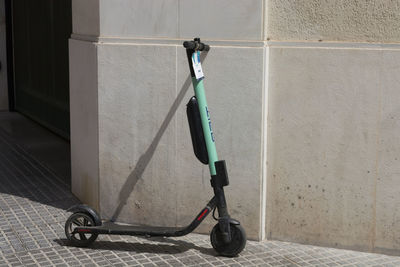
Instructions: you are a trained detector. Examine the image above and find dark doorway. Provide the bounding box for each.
[10,0,72,138]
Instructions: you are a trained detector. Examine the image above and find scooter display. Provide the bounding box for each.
[65,38,246,257]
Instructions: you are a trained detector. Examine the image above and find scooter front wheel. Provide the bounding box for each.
[210,223,246,257]
[65,212,98,247]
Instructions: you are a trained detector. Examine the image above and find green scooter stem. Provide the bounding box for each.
[192,77,219,176]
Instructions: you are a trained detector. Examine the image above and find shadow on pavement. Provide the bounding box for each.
[0,126,78,211]
[54,237,216,256]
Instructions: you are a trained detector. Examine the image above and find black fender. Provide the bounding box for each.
[67,204,102,226]
[216,217,241,243]
[228,218,241,225]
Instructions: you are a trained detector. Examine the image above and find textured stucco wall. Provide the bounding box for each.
[267,0,400,43]
[0,0,8,110]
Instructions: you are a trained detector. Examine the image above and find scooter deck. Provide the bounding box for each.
[78,222,187,237]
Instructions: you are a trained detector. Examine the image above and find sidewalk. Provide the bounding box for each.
[0,127,400,266]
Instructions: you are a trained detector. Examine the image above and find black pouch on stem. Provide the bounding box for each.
[186,96,209,165]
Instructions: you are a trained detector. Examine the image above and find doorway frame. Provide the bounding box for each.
[4,0,14,111]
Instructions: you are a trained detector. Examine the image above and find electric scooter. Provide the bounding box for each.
[65,38,246,257]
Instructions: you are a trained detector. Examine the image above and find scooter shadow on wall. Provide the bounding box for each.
[110,52,208,222]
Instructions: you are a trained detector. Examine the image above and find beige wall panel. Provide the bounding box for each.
[97,44,177,226]
[175,46,264,239]
[375,50,400,255]
[179,0,263,40]
[69,39,100,209]
[72,0,100,36]
[267,46,382,251]
[99,0,178,38]
[96,43,264,240]
[267,0,400,43]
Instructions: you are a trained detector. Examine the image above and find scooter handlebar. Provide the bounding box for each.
[183,38,210,51]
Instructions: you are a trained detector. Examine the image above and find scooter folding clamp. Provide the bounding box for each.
[210,160,229,188]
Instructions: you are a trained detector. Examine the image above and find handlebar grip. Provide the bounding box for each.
[198,43,210,52]
[183,39,210,51]
[183,41,196,49]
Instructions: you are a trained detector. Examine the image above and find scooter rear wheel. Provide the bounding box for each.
[210,223,246,257]
[65,212,98,247]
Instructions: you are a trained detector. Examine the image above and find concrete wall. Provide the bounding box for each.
[99,0,263,40]
[69,39,99,210]
[0,0,8,110]
[266,0,400,255]
[267,0,400,43]
[72,0,99,37]
[70,0,267,240]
